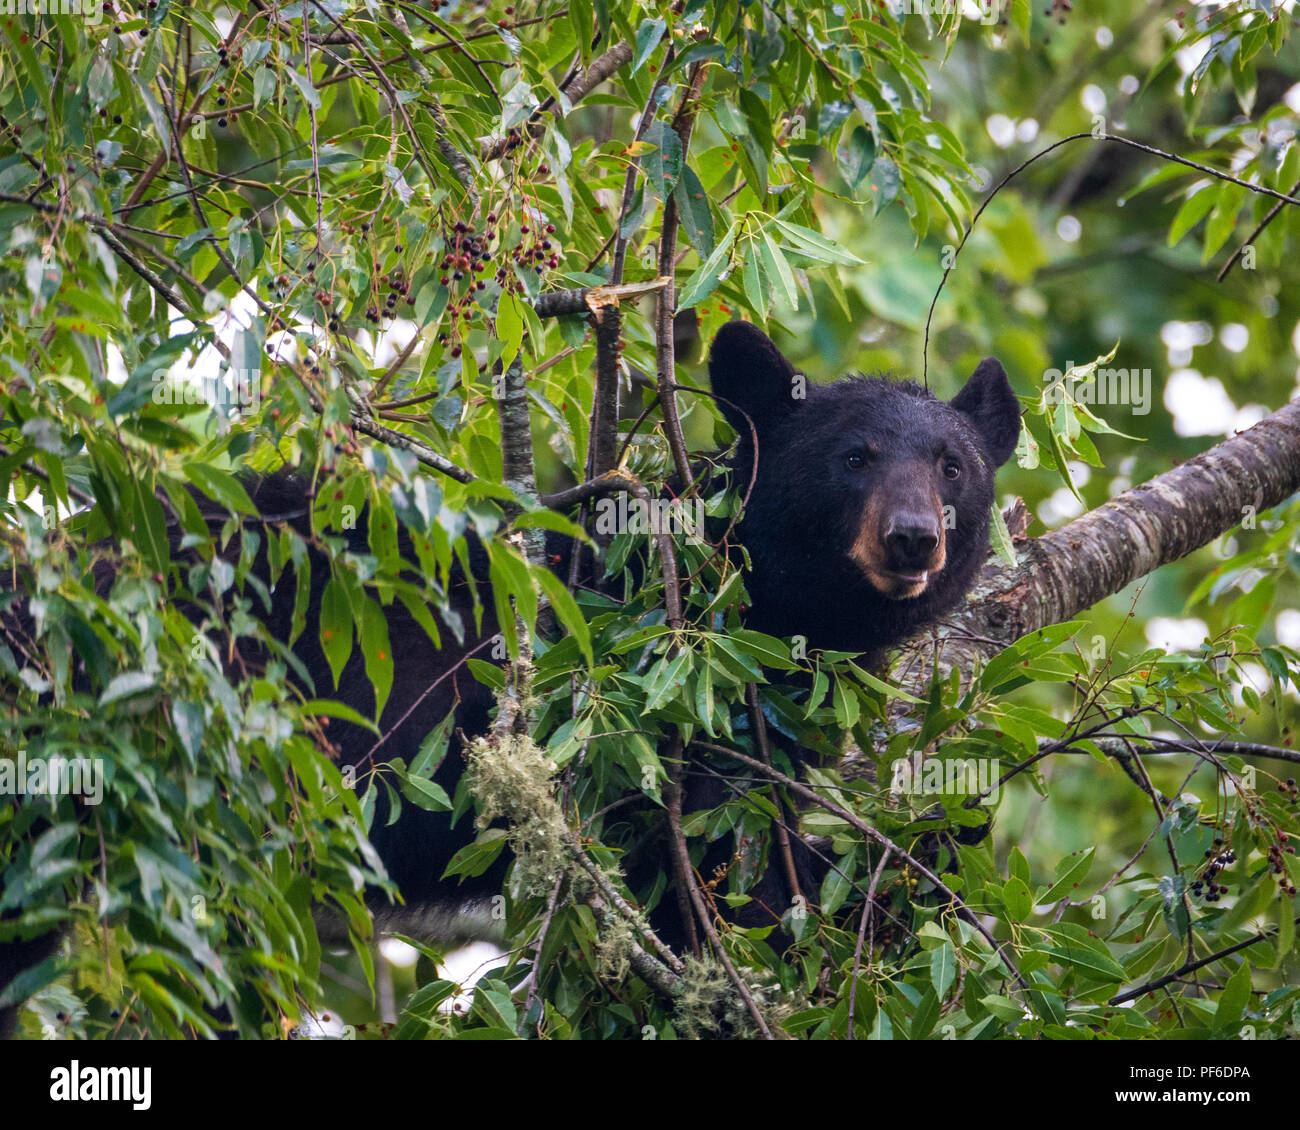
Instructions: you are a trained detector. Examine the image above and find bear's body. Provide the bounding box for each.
[0,323,1020,1035]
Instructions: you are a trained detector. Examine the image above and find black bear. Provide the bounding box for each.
[708,321,1020,657]
[0,322,1019,1035]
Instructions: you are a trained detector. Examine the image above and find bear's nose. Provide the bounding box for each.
[884,514,940,568]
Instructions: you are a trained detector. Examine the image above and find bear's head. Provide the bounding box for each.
[708,321,1021,656]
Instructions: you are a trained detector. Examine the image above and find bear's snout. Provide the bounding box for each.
[848,478,948,600]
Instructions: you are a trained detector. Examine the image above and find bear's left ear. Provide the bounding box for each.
[950,358,1021,467]
[708,321,800,436]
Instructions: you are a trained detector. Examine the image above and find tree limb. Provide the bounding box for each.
[901,399,1300,693]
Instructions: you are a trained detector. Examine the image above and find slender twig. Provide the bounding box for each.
[1218,177,1300,281]
[347,412,474,482]
[746,683,802,907]
[664,738,773,1038]
[1109,916,1300,1006]
[848,847,891,1041]
[654,62,708,489]
[923,132,1300,385]
[697,742,1030,994]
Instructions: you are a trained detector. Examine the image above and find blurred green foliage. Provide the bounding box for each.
[1,0,1299,1040]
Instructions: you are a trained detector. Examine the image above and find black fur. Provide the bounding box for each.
[0,323,1019,1034]
[710,321,1019,655]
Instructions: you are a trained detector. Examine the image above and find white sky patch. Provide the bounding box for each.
[1081,84,1107,115]
[1038,487,1084,526]
[1219,323,1248,353]
[986,113,1016,148]
[1162,318,1213,367]
[1095,26,1114,48]
[1174,35,1210,77]
[1145,616,1209,652]
[265,329,300,365]
[1164,369,1239,437]
[379,937,419,969]
[1230,661,1271,708]
[1067,461,1090,488]
[1119,74,1140,96]
[436,941,508,1016]
[1230,146,1256,173]
[1056,215,1081,242]
[1016,118,1039,143]
[1233,404,1267,431]
[165,287,262,388]
[1276,609,1300,648]
[292,1011,348,1039]
[105,342,128,386]
[1286,82,1300,114]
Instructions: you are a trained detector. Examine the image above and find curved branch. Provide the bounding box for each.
[902,398,1300,692]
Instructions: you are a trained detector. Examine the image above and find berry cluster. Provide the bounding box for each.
[433,219,494,356]
[507,216,560,280]
[1192,838,1235,903]
[372,266,413,320]
[1040,0,1072,44]
[1267,821,1298,897]
[439,219,491,289]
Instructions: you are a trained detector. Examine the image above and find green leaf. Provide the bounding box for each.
[183,463,257,516]
[253,66,277,111]
[301,699,381,736]
[320,578,353,690]
[1011,0,1031,44]
[1216,959,1251,1028]
[400,772,453,813]
[496,289,525,370]
[100,671,155,705]
[1041,846,1095,904]
[838,124,876,192]
[872,156,901,215]
[632,17,667,73]
[1003,876,1032,923]
[675,164,715,258]
[1167,184,1216,246]
[1040,926,1127,983]
[128,478,169,577]
[285,68,322,110]
[743,237,769,321]
[759,230,799,311]
[770,218,867,266]
[678,221,739,308]
[642,121,684,202]
[5,23,51,115]
[442,828,509,879]
[930,941,956,998]
[989,501,1017,566]
[536,568,593,668]
[360,598,394,719]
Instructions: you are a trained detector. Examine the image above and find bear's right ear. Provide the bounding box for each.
[708,322,799,436]
[951,357,1021,468]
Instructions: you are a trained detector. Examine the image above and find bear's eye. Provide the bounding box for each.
[845,452,866,470]
[942,458,961,480]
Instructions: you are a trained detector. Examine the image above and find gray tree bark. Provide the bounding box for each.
[897,399,1300,693]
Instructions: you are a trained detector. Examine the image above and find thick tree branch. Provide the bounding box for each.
[902,399,1300,692]
[480,42,634,164]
